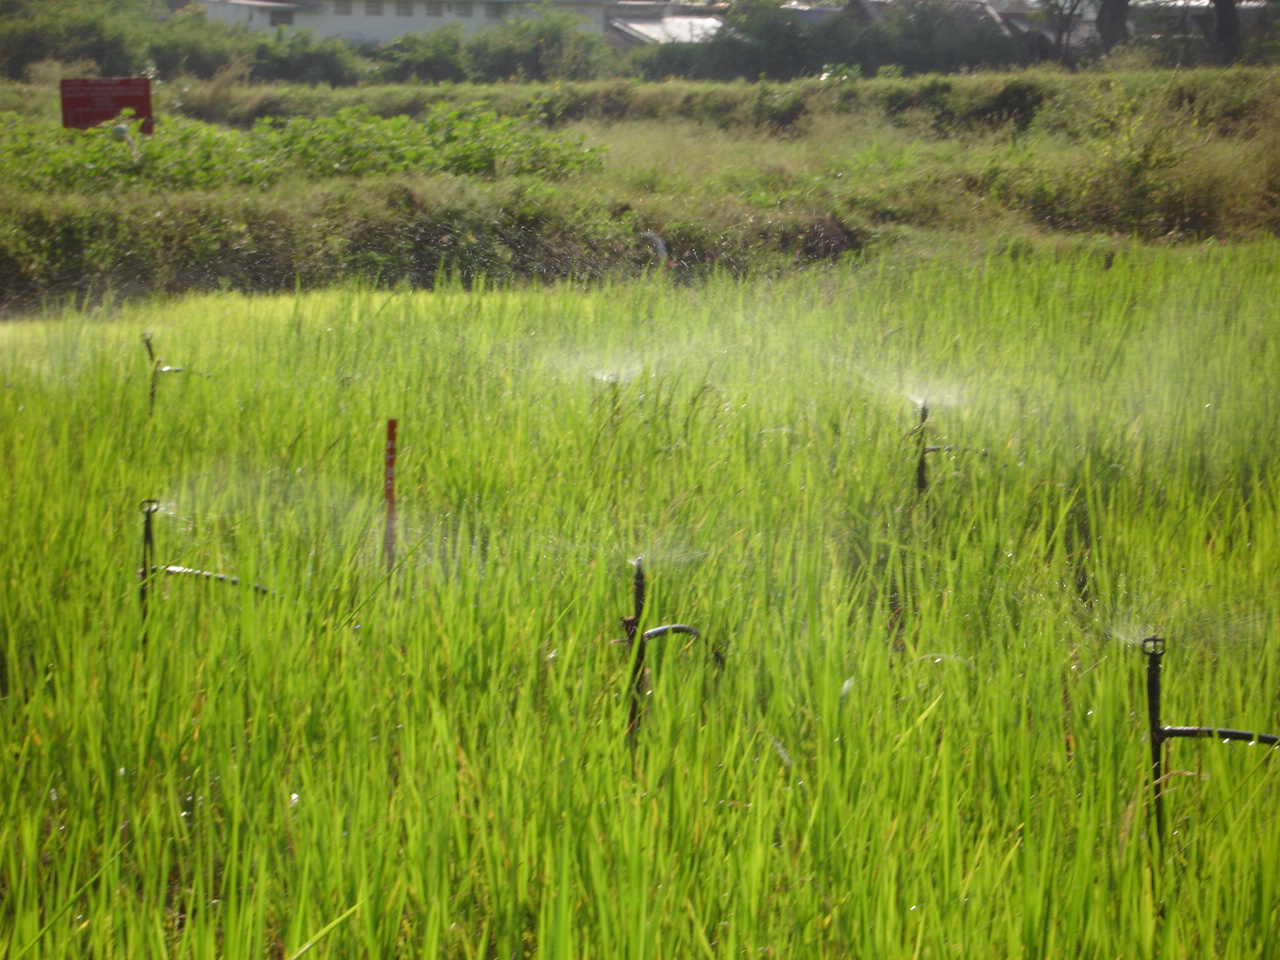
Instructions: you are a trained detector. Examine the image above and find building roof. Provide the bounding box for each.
[870,0,1011,34]
[777,3,846,26]
[209,0,307,10]
[607,13,723,42]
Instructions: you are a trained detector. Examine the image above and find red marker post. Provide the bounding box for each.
[384,419,397,572]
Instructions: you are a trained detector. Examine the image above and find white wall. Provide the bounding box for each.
[202,0,605,42]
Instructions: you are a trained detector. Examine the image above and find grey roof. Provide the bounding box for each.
[215,0,306,9]
[869,0,1012,34]
[777,3,846,26]
[607,13,723,42]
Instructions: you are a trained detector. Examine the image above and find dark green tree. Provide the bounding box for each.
[1210,0,1241,61]
[374,24,470,83]
[1096,0,1129,51]
[0,0,149,79]
[467,3,606,82]
[250,28,366,85]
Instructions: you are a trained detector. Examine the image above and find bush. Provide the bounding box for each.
[467,4,607,82]
[0,2,146,81]
[374,25,470,84]
[250,28,368,86]
[147,5,256,81]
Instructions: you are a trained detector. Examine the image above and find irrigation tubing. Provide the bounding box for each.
[384,418,397,573]
[642,624,700,641]
[136,500,453,637]
[142,332,207,414]
[143,565,271,596]
[908,400,996,495]
[1160,726,1280,745]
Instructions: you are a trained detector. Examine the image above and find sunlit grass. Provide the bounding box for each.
[2,243,1280,957]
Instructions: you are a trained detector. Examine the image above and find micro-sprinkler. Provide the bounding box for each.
[639,231,668,265]
[614,556,717,740]
[1140,638,1280,845]
[142,333,206,415]
[137,500,270,644]
[906,397,988,496]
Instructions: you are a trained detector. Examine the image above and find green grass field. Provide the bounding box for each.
[3,243,1280,957]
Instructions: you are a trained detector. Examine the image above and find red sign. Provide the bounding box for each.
[60,78,153,135]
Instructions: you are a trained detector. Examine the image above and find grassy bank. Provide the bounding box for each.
[3,245,1280,956]
[2,69,1279,307]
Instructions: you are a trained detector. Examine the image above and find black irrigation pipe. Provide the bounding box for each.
[1142,637,1280,845]
[617,556,716,740]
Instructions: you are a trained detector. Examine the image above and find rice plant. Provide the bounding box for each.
[2,242,1279,958]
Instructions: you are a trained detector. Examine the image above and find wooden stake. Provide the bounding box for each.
[384,419,397,572]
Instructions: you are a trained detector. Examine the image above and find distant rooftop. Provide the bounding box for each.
[605,2,723,46]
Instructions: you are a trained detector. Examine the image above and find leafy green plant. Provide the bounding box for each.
[0,102,601,195]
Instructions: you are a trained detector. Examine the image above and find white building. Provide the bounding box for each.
[200,0,607,42]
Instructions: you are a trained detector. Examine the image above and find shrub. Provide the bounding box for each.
[249,28,367,86]
[147,5,257,81]
[0,2,146,81]
[467,4,607,83]
[373,25,470,84]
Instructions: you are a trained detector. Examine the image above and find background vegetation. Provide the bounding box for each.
[3,0,1280,89]
[2,67,1280,308]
